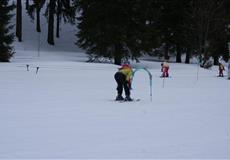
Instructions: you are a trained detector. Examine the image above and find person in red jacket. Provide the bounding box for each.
[161,61,169,77]
[218,63,225,77]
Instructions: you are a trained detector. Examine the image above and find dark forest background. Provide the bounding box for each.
[1,0,230,64]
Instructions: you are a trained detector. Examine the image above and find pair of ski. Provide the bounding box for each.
[115,99,140,102]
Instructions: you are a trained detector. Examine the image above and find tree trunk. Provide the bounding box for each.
[185,49,191,64]
[56,15,60,38]
[176,44,182,63]
[114,44,122,65]
[213,55,219,65]
[47,0,55,45]
[25,0,29,10]
[16,0,22,42]
[56,0,61,38]
[164,43,169,60]
[114,56,122,65]
[36,8,41,32]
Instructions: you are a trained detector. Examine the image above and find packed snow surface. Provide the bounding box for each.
[0,49,230,159]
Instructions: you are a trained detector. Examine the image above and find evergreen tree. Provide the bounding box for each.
[157,0,230,64]
[129,0,161,60]
[209,30,229,65]
[0,0,15,62]
[157,0,192,62]
[75,0,160,65]
[171,0,191,63]
[209,0,230,64]
[188,0,228,63]
[75,0,230,64]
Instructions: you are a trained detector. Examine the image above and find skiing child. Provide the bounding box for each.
[161,61,169,77]
[114,64,133,101]
[218,62,225,77]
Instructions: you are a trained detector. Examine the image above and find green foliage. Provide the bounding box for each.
[75,0,230,64]
[75,0,160,65]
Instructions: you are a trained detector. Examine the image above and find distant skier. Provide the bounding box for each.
[114,63,133,101]
[218,62,225,77]
[161,61,169,77]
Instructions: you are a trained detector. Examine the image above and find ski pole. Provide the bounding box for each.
[162,76,165,88]
[26,64,29,71]
[36,67,39,74]
[150,74,152,102]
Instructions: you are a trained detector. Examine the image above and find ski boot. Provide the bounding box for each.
[115,95,124,101]
[124,96,133,101]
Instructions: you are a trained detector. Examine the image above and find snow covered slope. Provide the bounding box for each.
[0,59,230,158]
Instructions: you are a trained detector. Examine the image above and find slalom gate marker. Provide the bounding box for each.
[36,67,39,74]
[26,64,29,71]
[132,67,153,102]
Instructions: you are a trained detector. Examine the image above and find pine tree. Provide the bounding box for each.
[188,0,228,63]
[156,0,229,64]
[76,0,160,65]
[157,0,191,62]
[0,0,15,62]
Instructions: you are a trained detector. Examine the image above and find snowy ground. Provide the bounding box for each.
[0,49,230,159]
